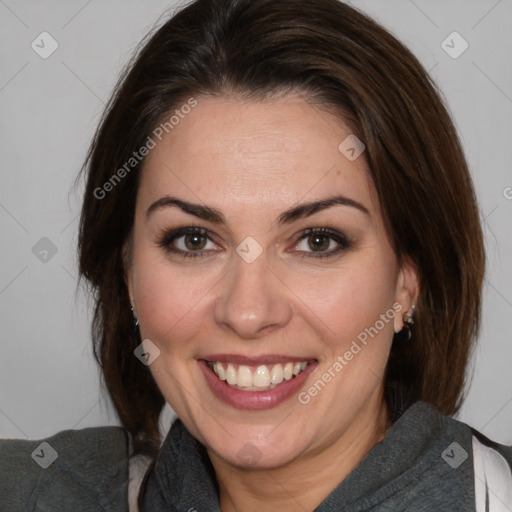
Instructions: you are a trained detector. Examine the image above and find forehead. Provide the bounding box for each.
[139,94,376,214]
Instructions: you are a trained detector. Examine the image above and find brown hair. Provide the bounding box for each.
[77,0,485,459]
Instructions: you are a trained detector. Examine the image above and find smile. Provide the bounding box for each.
[198,357,318,410]
[206,361,310,391]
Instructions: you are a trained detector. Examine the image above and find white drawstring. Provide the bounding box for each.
[473,436,512,511]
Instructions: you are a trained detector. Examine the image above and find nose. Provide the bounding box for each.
[213,253,292,339]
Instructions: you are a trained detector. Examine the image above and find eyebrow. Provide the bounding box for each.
[145,194,369,224]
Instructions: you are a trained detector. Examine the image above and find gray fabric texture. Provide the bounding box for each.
[0,426,129,511]
[2,401,511,511]
[141,401,512,511]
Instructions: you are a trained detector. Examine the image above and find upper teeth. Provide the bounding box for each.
[210,361,309,390]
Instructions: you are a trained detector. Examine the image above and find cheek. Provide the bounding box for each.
[289,256,398,353]
[133,254,213,354]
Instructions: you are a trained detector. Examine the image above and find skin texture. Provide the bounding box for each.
[125,94,419,511]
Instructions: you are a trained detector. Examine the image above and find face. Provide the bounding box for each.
[125,94,418,470]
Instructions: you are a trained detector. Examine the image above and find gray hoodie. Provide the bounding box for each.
[141,400,512,511]
[1,400,511,511]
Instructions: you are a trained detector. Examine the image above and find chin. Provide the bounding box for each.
[211,439,306,471]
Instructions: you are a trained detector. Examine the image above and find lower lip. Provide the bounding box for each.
[198,360,317,410]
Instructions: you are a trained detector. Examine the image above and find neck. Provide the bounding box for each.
[210,394,391,512]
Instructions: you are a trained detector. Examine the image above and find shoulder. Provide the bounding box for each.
[0,426,130,512]
[383,400,512,510]
[426,402,512,510]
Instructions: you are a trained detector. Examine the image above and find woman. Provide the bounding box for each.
[1,0,511,510]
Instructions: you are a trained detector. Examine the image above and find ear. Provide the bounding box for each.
[393,257,420,333]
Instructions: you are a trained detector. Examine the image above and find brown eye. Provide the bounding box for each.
[293,228,350,258]
[307,234,331,252]
[158,227,220,258]
[184,233,207,250]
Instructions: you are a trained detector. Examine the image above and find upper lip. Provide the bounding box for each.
[200,354,317,365]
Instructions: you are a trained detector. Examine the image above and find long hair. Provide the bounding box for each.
[77,0,485,459]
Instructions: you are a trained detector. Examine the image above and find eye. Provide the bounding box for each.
[157,226,349,259]
[292,228,350,258]
[158,227,220,258]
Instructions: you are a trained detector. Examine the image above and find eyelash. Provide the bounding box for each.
[157,226,351,259]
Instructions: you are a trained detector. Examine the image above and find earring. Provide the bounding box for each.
[130,307,139,331]
[403,304,415,327]
[396,305,415,342]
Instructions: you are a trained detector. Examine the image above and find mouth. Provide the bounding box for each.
[205,360,310,391]
[198,356,318,410]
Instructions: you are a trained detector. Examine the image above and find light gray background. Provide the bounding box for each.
[1,0,511,443]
